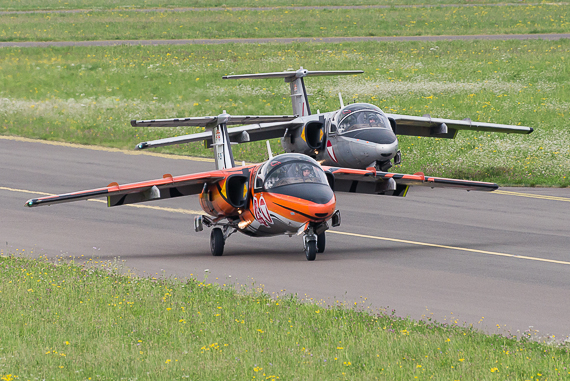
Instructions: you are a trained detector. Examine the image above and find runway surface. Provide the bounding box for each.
[2,136,570,340]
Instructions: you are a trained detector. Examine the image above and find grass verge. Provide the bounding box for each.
[1,253,569,379]
[1,4,569,42]
[2,0,564,12]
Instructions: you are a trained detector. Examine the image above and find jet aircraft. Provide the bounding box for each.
[131,67,534,172]
[25,110,499,261]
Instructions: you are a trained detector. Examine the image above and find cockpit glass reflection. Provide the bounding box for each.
[264,162,328,190]
[338,110,390,134]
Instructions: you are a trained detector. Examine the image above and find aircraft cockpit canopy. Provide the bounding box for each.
[258,154,328,190]
[336,103,391,134]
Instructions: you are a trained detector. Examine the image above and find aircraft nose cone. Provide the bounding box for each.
[309,198,336,220]
[376,142,397,159]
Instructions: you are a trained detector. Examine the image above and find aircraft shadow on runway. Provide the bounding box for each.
[84,238,523,263]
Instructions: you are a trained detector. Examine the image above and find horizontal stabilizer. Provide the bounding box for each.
[223,68,363,80]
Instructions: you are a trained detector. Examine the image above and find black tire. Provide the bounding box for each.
[317,232,326,253]
[210,228,225,256]
[305,240,317,261]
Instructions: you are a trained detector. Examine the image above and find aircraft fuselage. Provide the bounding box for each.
[199,154,336,238]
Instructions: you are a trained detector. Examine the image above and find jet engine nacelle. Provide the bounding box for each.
[281,119,325,157]
[199,174,249,217]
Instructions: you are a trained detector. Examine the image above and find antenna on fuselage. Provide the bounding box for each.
[338,92,345,108]
[223,68,363,118]
[266,141,274,160]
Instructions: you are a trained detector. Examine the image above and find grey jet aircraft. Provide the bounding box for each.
[131,68,534,171]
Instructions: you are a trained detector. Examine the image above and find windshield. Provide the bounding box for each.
[338,110,391,134]
[264,161,328,190]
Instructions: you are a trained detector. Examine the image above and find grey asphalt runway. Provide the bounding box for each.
[2,136,570,341]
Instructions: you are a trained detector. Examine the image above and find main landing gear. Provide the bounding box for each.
[195,210,341,260]
[210,228,224,256]
[195,215,237,257]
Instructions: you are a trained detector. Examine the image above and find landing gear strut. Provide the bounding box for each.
[317,231,326,253]
[394,149,402,165]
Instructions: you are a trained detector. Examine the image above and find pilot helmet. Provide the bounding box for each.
[301,165,312,175]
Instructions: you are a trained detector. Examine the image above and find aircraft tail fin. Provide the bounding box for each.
[223,67,362,118]
[211,110,235,170]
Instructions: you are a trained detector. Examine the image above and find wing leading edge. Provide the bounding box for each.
[325,166,498,197]
[25,171,226,208]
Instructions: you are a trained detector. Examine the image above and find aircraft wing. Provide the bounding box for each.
[324,166,498,197]
[25,171,226,208]
[386,113,533,139]
[131,115,296,128]
[135,120,304,150]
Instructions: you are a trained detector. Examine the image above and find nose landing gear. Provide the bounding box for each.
[303,228,318,261]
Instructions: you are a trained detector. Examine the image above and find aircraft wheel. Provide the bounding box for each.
[305,240,317,261]
[317,231,326,253]
[210,228,225,256]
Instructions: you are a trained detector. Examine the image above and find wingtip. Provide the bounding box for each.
[135,142,149,150]
[25,198,37,207]
[130,120,137,127]
[529,127,534,134]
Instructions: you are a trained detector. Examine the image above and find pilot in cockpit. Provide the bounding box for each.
[300,165,317,182]
[356,112,381,127]
[366,113,382,126]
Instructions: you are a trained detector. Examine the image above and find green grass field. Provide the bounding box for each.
[1,38,568,186]
[1,4,569,42]
[1,253,568,380]
[2,0,567,11]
